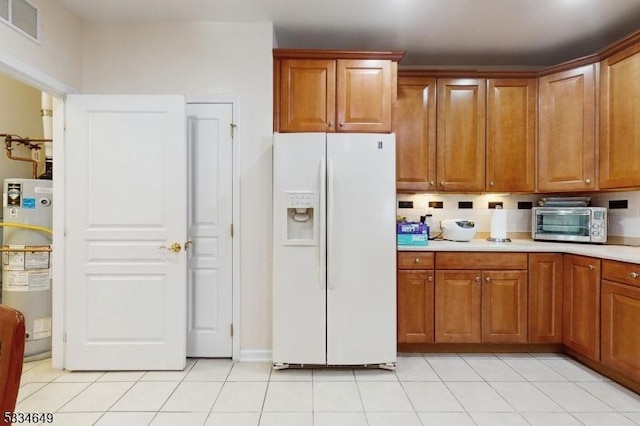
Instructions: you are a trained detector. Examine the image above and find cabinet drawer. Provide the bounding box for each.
[602,260,640,288]
[398,252,434,269]
[435,252,527,270]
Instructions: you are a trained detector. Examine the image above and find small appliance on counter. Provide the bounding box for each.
[532,206,607,243]
[441,219,476,241]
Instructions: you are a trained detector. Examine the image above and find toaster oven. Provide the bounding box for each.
[532,207,607,243]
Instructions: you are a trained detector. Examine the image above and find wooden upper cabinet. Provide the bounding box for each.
[278,59,336,132]
[599,42,640,189]
[538,65,596,192]
[336,60,392,132]
[437,78,486,192]
[486,78,536,192]
[273,50,404,133]
[396,76,437,191]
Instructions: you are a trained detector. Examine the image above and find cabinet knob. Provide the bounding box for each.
[413,258,420,264]
[339,122,344,127]
[631,272,639,279]
[485,276,491,282]
[489,181,495,186]
[441,181,446,186]
[327,121,333,128]
[585,178,591,184]
[428,275,433,282]
[429,181,435,186]
[588,264,595,271]
[475,276,481,282]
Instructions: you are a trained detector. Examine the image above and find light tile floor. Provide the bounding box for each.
[15,353,640,425]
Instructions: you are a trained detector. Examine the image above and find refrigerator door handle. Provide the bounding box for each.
[327,158,334,290]
[319,158,327,290]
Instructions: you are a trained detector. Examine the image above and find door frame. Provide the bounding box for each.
[0,50,243,366]
[0,51,74,369]
[186,95,241,360]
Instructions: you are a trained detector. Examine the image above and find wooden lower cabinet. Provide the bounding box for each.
[529,253,563,343]
[397,252,434,344]
[398,270,434,343]
[434,252,528,344]
[435,271,481,343]
[601,260,640,382]
[482,270,528,344]
[563,255,601,360]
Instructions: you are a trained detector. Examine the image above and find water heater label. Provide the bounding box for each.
[22,198,36,209]
[33,317,52,339]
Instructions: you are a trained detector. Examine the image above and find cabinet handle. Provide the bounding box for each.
[588,264,595,271]
[327,121,333,128]
[585,179,591,184]
[475,276,481,282]
[631,272,639,279]
[485,276,491,282]
[413,258,420,264]
[339,122,344,127]
[428,275,433,282]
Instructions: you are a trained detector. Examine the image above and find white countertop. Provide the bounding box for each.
[399,239,640,265]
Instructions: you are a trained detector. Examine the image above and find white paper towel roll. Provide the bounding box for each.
[490,208,508,240]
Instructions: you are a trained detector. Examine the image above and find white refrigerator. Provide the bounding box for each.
[272,132,396,368]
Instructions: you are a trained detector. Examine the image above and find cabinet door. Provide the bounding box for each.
[396,77,437,191]
[398,270,434,344]
[538,65,596,192]
[563,255,600,360]
[601,280,640,382]
[336,59,392,132]
[528,253,563,343]
[279,59,336,132]
[435,271,481,343]
[486,79,536,192]
[481,270,528,343]
[436,79,486,192]
[599,44,640,189]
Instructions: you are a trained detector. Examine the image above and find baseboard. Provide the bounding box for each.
[239,349,272,362]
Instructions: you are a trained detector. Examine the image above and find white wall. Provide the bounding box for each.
[81,22,275,354]
[0,0,82,91]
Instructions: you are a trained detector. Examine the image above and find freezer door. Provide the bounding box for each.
[326,133,397,365]
[272,133,327,365]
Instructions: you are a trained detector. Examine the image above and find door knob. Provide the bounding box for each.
[159,242,182,253]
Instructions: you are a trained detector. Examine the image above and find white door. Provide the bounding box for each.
[64,95,187,370]
[186,103,233,357]
[326,133,397,366]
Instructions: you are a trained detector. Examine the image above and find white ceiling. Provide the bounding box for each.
[60,0,640,66]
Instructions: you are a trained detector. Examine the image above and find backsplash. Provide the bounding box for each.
[591,191,640,239]
[397,191,640,241]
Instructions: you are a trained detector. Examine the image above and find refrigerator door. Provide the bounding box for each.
[272,133,327,365]
[326,133,397,366]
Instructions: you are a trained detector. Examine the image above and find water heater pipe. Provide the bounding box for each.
[0,222,53,235]
[2,134,50,179]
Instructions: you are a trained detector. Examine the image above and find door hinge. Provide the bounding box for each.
[230,123,237,138]
[230,324,234,337]
[230,224,234,237]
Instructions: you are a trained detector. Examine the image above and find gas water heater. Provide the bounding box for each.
[2,178,53,357]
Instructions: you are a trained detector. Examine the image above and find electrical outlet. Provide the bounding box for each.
[32,149,41,162]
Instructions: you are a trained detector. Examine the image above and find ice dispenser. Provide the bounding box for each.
[284,191,317,245]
